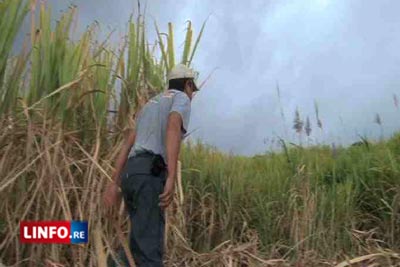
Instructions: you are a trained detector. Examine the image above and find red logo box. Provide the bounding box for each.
[20,221,71,244]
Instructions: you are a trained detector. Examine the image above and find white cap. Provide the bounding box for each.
[168,64,199,91]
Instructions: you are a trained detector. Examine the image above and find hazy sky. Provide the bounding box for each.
[17,0,400,155]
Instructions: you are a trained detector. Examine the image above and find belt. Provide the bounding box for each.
[134,150,156,158]
[122,150,167,176]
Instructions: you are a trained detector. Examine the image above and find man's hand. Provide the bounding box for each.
[103,182,121,208]
[159,177,175,209]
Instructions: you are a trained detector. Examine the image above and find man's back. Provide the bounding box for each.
[128,89,191,163]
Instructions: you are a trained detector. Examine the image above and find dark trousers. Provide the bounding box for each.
[109,154,167,267]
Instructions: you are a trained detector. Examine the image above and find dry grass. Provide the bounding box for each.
[2,118,399,266]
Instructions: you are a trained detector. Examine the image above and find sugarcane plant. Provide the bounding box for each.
[0,0,207,265]
[0,0,30,115]
[0,0,206,141]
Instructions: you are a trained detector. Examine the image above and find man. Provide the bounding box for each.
[103,64,199,267]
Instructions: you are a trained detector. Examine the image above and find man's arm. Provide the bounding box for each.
[159,112,183,208]
[166,112,183,181]
[111,129,136,186]
[103,128,136,207]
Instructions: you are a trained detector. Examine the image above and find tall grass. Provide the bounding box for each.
[179,136,400,264]
[0,1,208,266]
[1,1,400,266]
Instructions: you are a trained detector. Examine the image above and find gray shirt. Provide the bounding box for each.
[127,89,191,163]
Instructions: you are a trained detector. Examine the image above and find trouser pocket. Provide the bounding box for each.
[120,172,141,215]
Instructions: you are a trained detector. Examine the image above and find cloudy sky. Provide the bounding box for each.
[17,0,400,155]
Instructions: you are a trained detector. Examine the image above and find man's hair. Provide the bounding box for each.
[168,78,191,92]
